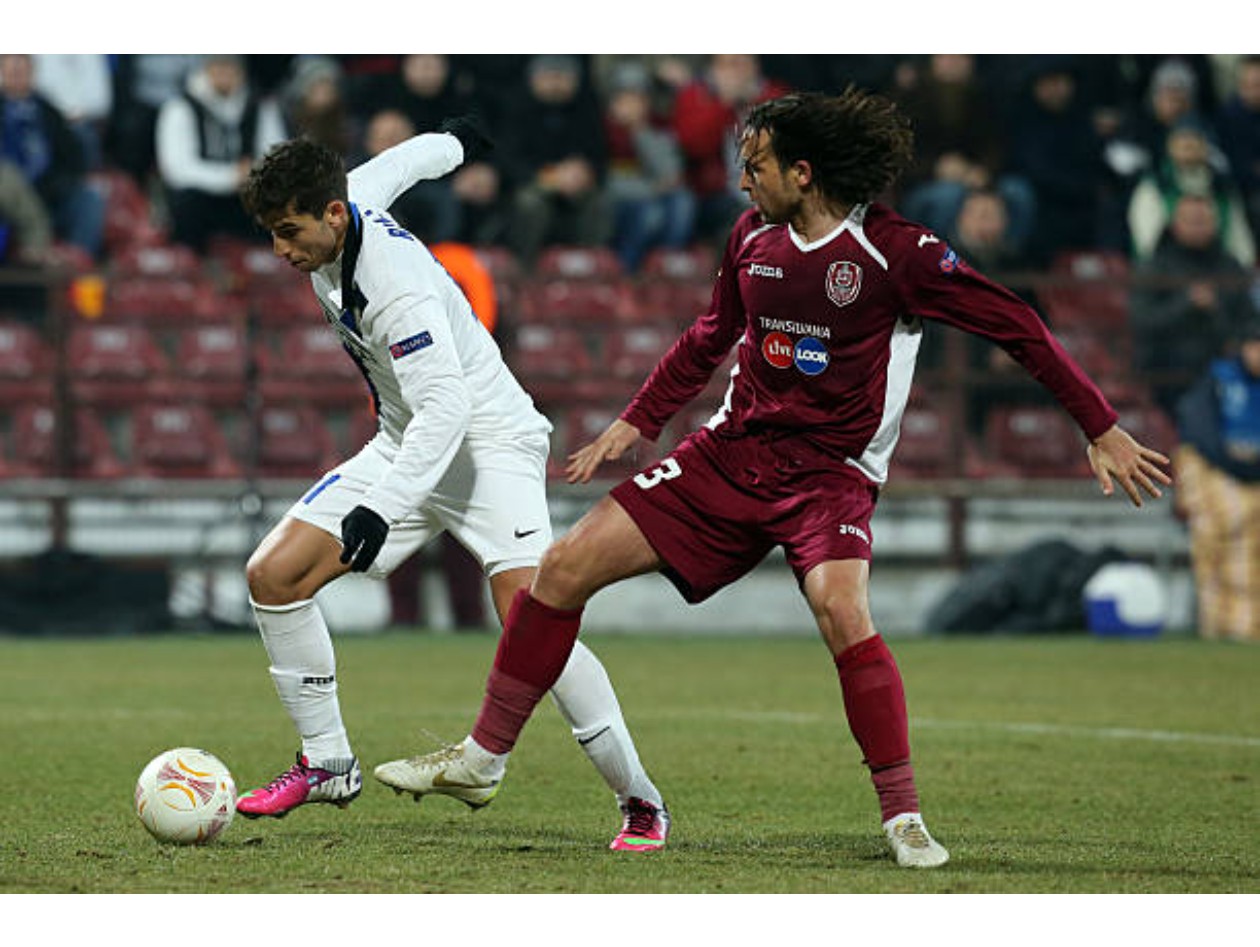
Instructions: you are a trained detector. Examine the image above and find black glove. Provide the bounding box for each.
[439,114,494,164]
[339,505,389,572]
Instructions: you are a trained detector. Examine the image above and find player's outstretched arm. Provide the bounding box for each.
[566,418,642,485]
[1086,424,1173,508]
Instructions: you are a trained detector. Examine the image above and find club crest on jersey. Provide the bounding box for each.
[825,261,862,308]
[389,331,434,359]
[939,246,961,274]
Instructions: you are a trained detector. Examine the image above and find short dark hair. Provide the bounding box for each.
[742,88,915,207]
[240,137,347,222]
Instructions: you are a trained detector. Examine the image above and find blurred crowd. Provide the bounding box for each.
[0,52,1256,271]
[4,52,1260,431]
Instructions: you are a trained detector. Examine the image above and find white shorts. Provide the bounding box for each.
[287,432,553,579]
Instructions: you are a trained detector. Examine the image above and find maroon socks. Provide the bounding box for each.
[471,590,582,754]
[835,634,920,821]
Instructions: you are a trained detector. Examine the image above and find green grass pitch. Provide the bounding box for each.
[1,630,1257,909]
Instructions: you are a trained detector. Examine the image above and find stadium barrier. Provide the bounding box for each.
[0,251,1216,635]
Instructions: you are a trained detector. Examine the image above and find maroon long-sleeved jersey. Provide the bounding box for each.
[621,203,1118,484]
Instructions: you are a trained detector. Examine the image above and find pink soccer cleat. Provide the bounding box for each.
[236,752,362,819]
[610,797,671,852]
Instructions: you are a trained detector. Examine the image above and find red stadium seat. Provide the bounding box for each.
[515,278,641,325]
[982,405,1092,478]
[111,244,203,279]
[128,403,241,478]
[890,402,965,479]
[91,169,168,254]
[255,324,366,408]
[0,321,55,405]
[175,324,251,406]
[208,236,294,290]
[535,245,623,281]
[246,280,320,327]
[245,404,341,479]
[639,245,719,283]
[636,280,713,327]
[602,323,675,380]
[105,276,236,326]
[45,242,98,274]
[68,324,175,406]
[1038,250,1131,330]
[471,245,524,286]
[511,323,593,374]
[1113,401,1179,456]
[509,323,596,402]
[7,403,125,478]
[1051,325,1123,381]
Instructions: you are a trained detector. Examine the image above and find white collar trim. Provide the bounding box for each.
[787,204,867,252]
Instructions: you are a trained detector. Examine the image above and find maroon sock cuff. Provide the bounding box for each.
[506,586,584,625]
[834,633,889,671]
[494,589,582,689]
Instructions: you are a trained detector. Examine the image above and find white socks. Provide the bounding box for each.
[252,596,662,810]
[548,640,663,808]
[251,597,353,767]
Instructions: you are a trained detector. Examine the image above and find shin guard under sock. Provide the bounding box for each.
[471,589,581,754]
[835,634,920,822]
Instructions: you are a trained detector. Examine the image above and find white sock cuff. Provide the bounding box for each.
[250,596,315,614]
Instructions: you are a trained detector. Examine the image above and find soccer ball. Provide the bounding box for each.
[134,747,237,845]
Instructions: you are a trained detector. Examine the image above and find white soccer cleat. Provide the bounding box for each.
[884,813,950,868]
[373,743,501,809]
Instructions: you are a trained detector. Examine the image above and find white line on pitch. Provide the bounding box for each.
[917,718,1260,748]
[663,709,1260,749]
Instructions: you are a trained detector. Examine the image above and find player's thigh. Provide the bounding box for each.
[247,516,349,604]
[608,433,775,604]
[282,442,439,581]
[534,495,663,609]
[430,433,554,579]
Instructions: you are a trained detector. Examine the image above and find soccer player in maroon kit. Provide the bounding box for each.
[373,89,1173,866]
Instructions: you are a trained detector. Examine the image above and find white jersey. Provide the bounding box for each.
[306,133,551,525]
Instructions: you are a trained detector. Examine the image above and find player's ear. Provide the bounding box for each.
[325,199,349,229]
[792,160,813,188]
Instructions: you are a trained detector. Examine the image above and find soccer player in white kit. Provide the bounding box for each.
[234,118,669,851]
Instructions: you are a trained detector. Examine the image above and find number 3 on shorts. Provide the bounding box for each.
[633,458,682,490]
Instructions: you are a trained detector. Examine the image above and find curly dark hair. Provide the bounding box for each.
[239,136,347,222]
[742,87,915,207]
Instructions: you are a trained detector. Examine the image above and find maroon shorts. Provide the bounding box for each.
[610,426,879,604]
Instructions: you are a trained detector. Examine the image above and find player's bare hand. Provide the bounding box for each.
[566,418,641,484]
[1086,424,1172,507]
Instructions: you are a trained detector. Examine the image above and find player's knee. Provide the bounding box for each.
[246,548,303,607]
[535,535,594,607]
[815,595,876,652]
